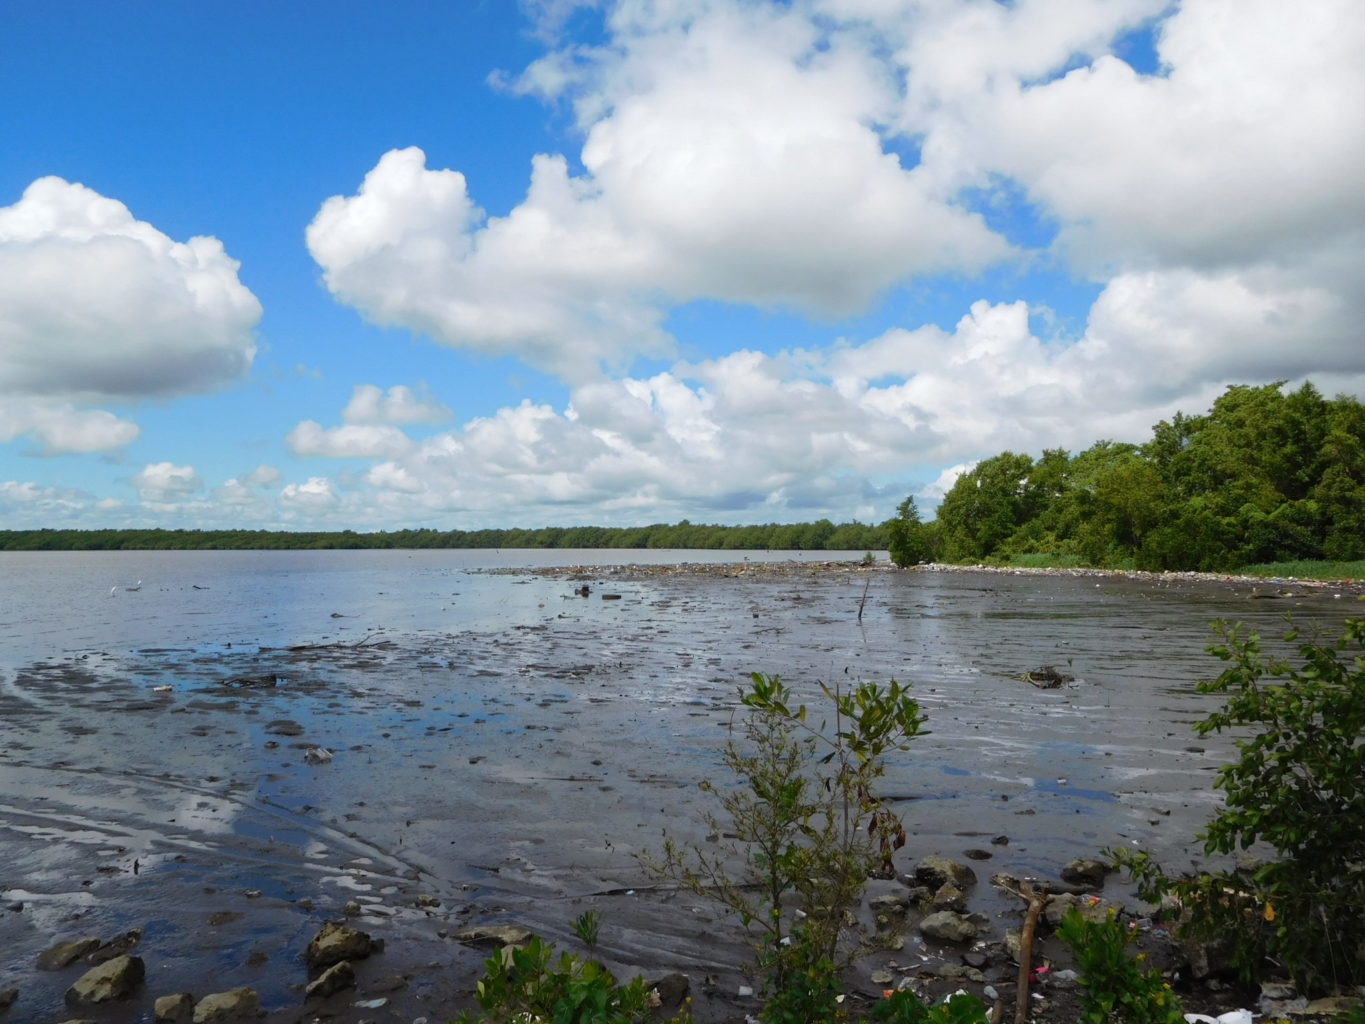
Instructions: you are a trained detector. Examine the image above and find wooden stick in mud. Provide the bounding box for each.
[857,575,871,621]
[1014,880,1046,1024]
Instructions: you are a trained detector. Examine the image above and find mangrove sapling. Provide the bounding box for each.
[1112,616,1365,995]
[643,672,926,1021]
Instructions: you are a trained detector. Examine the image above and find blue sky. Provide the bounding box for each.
[2,0,1362,531]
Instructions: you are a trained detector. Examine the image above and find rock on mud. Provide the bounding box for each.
[192,987,260,1022]
[1044,892,1109,928]
[912,856,978,890]
[918,911,978,943]
[65,954,145,1005]
[155,992,195,1022]
[306,921,378,971]
[456,924,533,947]
[305,960,356,999]
[1060,858,1111,890]
[37,937,100,970]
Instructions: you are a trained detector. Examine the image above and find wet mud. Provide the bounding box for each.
[0,562,1357,1022]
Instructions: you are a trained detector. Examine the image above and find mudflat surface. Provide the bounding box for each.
[0,558,1357,1022]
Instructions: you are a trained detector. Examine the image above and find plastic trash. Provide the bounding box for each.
[1185,1011,1253,1024]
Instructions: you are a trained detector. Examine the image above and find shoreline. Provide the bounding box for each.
[484,556,1365,596]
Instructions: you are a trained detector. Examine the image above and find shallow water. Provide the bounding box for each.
[0,551,1356,1022]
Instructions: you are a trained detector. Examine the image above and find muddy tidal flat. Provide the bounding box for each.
[0,550,1359,1022]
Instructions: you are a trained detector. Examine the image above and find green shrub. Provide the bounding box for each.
[644,672,926,1022]
[1115,616,1365,994]
[573,910,600,951]
[1056,907,1185,1024]
[870,988,990,1023]
[452,936,656,1024]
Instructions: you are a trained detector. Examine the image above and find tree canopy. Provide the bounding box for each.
[0,519,890,553]
[931,382,1365,571]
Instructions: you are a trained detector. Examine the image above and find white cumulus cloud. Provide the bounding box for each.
[279,477,340,510]
[132,462,202,503]
[308,1,1006,380]
[285,420,415,459]
[342,384,451,425]
[0,398,141,455]
[0,176,261,457]
[0,176,261,400]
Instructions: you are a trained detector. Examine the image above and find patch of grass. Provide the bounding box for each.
[1235,559,1365,580]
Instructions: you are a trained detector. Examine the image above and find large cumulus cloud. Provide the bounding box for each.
[307,1,1008,380]
[0,176,261,453]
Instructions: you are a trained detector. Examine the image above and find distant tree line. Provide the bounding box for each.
[0,519,891,553]
[914,382,1365,571]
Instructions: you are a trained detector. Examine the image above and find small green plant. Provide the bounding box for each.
[452,936,654,1024]
[1056,907,1185,1024]
[1114,616,1365,994]
[573,910,600,951]
[870,988,990,1023]
[862,550,877,565]
[644,672,926,1023]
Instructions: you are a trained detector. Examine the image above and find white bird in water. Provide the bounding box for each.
[109,586,117,597]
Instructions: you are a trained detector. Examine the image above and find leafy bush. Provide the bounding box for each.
[1056,907,1185,1024]
[452,936,658,1024]
[573,910,600,951]
[870,988,990,1023]
[1115,616,1365,994]
[644,672,926,1022]
[886,497,932,566]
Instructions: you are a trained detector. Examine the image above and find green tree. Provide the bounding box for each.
[935,452,1034,561]
[886,497,930,566]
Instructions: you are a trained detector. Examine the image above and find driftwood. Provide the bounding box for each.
[994,875,1049,1024]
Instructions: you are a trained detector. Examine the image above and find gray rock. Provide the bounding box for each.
[306,921,378,971]
[37,937,101,970]
[913,856,977,890]
[456,924,532,947]
[306,960,356,1000]
[1043,892,1108,929]
[264,719,303,736]
[918,911,978,943]
[868,892,912,914]
[155,992,195,1022]
[646,972,689,1010]
[193,987,260,1022]
[1060,858,1110,889]
[930,882,966,912]
[87,929,142,963]
[65,954,145,1005]
[0,987,16,1009]
[1004,928,1022,963]
[415,894,440,908]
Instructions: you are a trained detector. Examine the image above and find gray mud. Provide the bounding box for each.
[0,562,1358,1022]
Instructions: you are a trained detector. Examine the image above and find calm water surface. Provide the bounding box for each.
[0,548,809,668]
